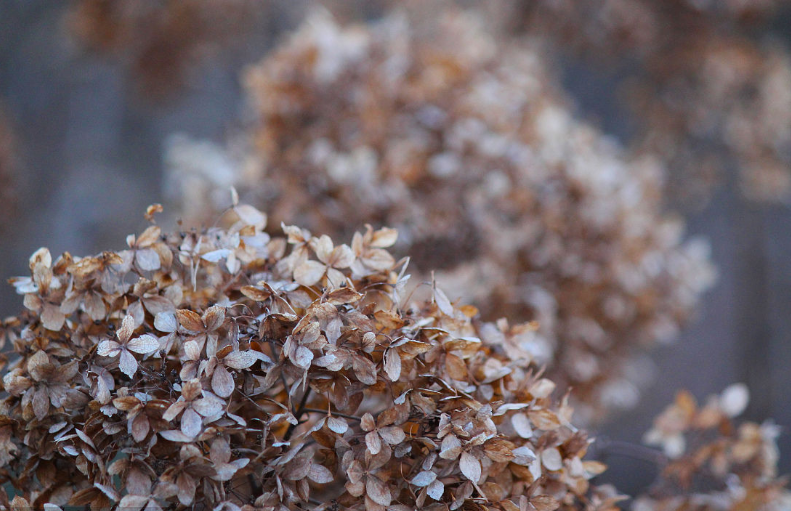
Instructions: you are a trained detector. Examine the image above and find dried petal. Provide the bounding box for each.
[459,452,481,483]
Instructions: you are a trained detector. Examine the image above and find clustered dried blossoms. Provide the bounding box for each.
[165,11,716,421]
[505,0,791,203]
[633,384,791,511]
[0,203,622,510]
[68,0,277,97]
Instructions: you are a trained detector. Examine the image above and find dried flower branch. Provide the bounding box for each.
[633,384,791,511]
[165,10,716,421]
[0,203,617,510]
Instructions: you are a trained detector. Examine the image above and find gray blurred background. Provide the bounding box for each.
[0,0,789,496]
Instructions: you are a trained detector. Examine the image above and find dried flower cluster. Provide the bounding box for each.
[68,0,275,97]
[0,203,622,510]
[165,11,716,421]
[507,0,791,203]
[633,384,791,511]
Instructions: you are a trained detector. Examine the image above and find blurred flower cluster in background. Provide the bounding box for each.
[165,10,717,423]
[0,0,790,508]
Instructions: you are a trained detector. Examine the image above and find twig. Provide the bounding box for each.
[284,387,312,441]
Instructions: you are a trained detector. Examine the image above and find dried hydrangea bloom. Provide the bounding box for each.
[633,384,791,511]
[506,0,791,203]
[67,0,276,96]
[165,11,716,421]
[0,203,619,510]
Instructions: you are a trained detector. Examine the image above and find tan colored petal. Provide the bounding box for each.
[211,365,235,398]
[294,260,326,286]
[127,334,160,354]
[176,309,205,333]
[365,475,391,507]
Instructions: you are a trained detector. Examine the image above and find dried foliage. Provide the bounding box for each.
[0,203,621,510]
[508,0,791,203]
[68,0,276,97]
[165,11,716,421]
[633,385,791,511]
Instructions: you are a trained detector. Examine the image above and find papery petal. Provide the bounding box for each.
[162,400,187,421]
[365,431,382,455]
[223,351,260,370]
[294,260,326,286]
[365,475,391,506]
[119,349,139,378]
[459,452,481,483]
[32,386,50,420]
[180,408,202,438]
[131,414,150,443]
[193,395,224,417]
[379,426,405,445]
[308,463,334,484]
[41,304,66,331]
[97,340,121,357]
[128,334,160,354]
[118,314,136,342]
[211,366,235,398]
[328,244,355,268]
[154,311,178,333]
[135,248,161,271]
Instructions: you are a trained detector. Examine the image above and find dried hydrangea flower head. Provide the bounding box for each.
[507,0,791,203]
[633,384,790,511]
[165,10,716,421]
[0,203,618,510]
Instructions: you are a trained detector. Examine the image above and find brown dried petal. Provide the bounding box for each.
[440,434,462,460]
[177,310,204,333]
[366,431,382,455]
[365,475,391,507]
[352,355,377,385]
[378,426,405,445]
[193,394,224,416]
[202,305,225,332]
[223,350,260,370]
[294,261,326,286]
[384,349,401,382]
[212,365,235,398]
[308,463,334,484]
[180,408,202,438]
[163,400,187,421]
[97,340,121,357]
[41,304,66,331]
[131,414,150,443]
